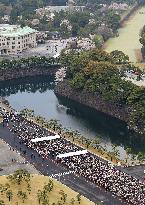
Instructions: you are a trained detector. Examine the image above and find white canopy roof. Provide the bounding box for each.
[56,150,88,158]
[31,135,60,142]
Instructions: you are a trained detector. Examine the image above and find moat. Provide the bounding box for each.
[0,75,145,159]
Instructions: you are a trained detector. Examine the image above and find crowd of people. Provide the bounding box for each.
[8,114,82,158]
[2,110,145,205]
[60,154,145,205]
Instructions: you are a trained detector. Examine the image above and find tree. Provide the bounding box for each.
[27,183,31,194]
[137,152,145,163]
[6,190,13,202]
[84,139,92,148]
[0,200,5,205]
[93,34,104,48]
[104,11,120,31]
[44,179,54,193]
[76,193,82,204]
[125,147,132,163]
[17,191,28,203]
[7,169,31,185]
[70,198,75,205]
[20,108,34,118]
[110,50,129,64]
[92,138,101,149]
[37,190,43,205]
[0,183,9,195]
[112,145,120,162]
[71,73,86,90]
[59,190,67,203]
[95,25,113,41]
[0,184,4,195]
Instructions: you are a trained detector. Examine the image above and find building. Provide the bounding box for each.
[0,24,37,55]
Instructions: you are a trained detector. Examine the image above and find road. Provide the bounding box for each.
[0,124,125,205]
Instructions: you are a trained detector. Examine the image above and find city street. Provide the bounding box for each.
[0,124,125,205]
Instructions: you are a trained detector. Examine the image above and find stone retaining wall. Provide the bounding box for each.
[54,80,129,123]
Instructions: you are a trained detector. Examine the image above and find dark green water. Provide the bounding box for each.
[0,75,145,159]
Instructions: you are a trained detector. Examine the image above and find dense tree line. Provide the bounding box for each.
[0,56,56,70]
[0,0,133,38]
[0,0,67,23]
[60,49,145,134]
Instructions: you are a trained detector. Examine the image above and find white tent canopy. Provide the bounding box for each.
[31,135,60,142]
[56,150,88,159]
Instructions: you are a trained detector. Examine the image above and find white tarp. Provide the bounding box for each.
[31,135,60,142]
[56,149,88,158]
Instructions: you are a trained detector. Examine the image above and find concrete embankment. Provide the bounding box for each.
[0,65,59,81]
[54,80,129,123]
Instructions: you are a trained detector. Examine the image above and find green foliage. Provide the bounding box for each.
[44,179,54,193]
[139,25,145,47]
[60,49,145,133]
[7,169,31,185]
[110,50,129,64]
[76,193,82,204]
[104,11,121,31]
[137,152,145,161]
[20,108,35,118]
[27,183,31,194]
[70,198,75,205]
[59,190,67,203]
[0,200,5,205]
[0,183,10,195]
[0,56,57,71]
[6,190,13,201]
[17,191,28,203]
[71,73,86,90]
[93,35,104,48]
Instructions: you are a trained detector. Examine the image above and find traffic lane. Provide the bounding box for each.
[58,174,125,205]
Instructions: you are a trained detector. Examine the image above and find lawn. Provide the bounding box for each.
[104,6,145,62]
[0,174,96,205]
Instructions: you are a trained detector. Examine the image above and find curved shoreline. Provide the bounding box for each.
[54,80,144,135]
[54,80,129,123]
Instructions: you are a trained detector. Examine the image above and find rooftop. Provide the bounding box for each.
[0,24,37,37]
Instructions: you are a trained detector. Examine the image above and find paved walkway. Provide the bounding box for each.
[0,124,124,205]
[121,165,145,181]
[0,139,39,176]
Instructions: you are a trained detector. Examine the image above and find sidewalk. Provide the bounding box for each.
[0,138,40,176]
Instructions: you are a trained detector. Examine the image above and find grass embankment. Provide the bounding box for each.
[0,175,95,205]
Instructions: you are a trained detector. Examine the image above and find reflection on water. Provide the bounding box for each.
[104,6,145,62]
[0,75,145,158]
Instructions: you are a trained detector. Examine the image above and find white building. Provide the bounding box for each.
[0,24,37,55]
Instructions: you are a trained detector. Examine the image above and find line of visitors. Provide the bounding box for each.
[2,110,145,205]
